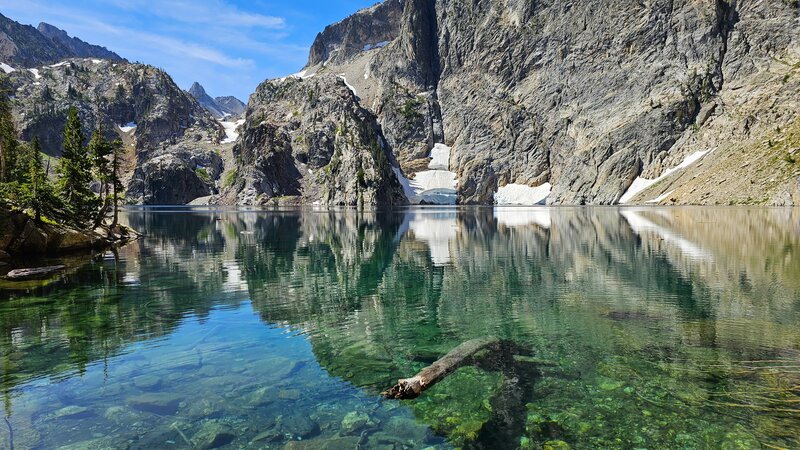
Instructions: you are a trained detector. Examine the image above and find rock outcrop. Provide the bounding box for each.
[218,74,406,206]
[275,0,800,206]
[0,206,128,259]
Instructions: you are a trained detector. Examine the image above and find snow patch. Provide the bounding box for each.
[0,63,16,74]
[220,119,245,144]
[494,183,552,206]
[647,190,675,204]
[46,61,69,69]
[337,75,356,96]
[393,143,459,204]
[28,68,41,79]
[363,41,390,51]
[428,143,451,170]
[620,150,711,204]
[91,59,102,64]
[119,122,137,133]
[290,69,315,79]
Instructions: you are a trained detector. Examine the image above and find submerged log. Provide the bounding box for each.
[382,336,500,399]
[5,265,66,280]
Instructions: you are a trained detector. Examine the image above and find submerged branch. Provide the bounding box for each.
[382,336,500,400]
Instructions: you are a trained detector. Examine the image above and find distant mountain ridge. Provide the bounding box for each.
[187,82,245,119]
[0,13,123,67]
[36,22,123,62]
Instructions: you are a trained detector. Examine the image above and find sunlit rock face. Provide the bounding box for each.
[242,0,800,206]
[219,75,407,207]
[5,57,225,205]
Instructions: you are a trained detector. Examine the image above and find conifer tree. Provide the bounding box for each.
[21,138,58,222]
[88,128,115,227]
[56,107,98,224]
[109,138,123,228]
[0,76,19,185]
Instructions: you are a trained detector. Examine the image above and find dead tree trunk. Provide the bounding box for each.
[382,336,500,399]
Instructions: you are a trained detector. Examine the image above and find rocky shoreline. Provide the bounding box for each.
[0,207,138,274]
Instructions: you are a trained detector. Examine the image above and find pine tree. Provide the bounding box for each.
[0,75,19,185]
[21,138,59,222]
[110,138,124,228]
[88,128,115,228]
[56,107,98,224]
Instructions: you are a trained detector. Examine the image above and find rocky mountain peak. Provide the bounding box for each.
[188,81,208,98]
[187,82,245,119]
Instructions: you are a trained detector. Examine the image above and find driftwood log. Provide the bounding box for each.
[5,265,66,280]
[382,336,500,399]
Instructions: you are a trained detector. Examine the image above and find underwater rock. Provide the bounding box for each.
[278,389,301,400]
[280,414,320,439]
[191,420,236,450]
[251,427,284,444]
[248,387,277,406]
[383,416,429,444]
[282,437,361,450]
[184,397,225,419]
[247,357,299,379]
[340,411,372,435]
[54,405,91,419]
[127,392,183,415]
[132,374,162,390]
[57,436,119,450]
[103,406,145,426]
[597,377,625,391]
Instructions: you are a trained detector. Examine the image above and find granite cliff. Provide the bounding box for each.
[225,0,800,206]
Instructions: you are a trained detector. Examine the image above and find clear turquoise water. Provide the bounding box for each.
[1,207,799,449]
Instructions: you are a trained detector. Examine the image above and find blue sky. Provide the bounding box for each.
[0,0,378,101]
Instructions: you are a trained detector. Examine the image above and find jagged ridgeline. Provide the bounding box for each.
[225,0,800,206]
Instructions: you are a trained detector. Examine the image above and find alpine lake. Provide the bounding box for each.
[1,206,799,449]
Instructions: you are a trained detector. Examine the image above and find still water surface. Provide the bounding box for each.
[1,207,799,449]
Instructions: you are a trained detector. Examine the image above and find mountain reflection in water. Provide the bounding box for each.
[0,207,799,449]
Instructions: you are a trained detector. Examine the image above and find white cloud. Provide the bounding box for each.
[104,0,285,29]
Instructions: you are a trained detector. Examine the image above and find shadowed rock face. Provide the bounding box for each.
[0,14,122,67]
[265,0,800,206]
[220,74,406,206]
[36,22,123,62]
[307,0,406,67]
[214,96,246,116]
